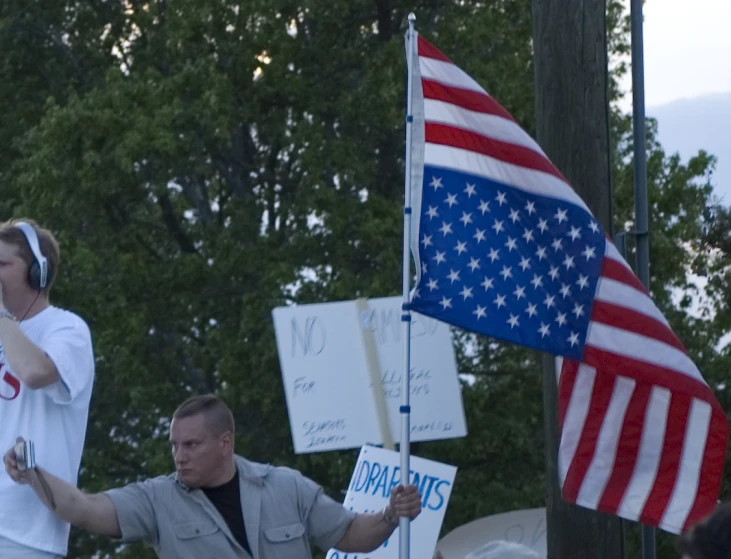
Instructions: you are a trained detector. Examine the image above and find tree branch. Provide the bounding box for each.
[158,192,198,254]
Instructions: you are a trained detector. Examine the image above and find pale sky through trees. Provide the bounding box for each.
[619,0,731,200]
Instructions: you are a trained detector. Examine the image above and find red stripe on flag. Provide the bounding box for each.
[418,36,452,62]
[582,346,718,406]
[422,79,516,123]
[425,123,566,181]
[639,394,691,525]
[562,372,617,503]
[601,257,649,295]
[591,301,686,353]
[683,408,728,530]
[596,382,651,514]
[558,359,580,432]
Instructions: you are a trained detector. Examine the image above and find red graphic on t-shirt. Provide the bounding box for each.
[0,362,20,400]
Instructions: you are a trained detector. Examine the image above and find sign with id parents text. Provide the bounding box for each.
[326,445,457,559]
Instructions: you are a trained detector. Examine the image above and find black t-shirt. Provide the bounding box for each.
[202,470,251,555]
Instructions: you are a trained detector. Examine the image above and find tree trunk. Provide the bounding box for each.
[532,1,624,558]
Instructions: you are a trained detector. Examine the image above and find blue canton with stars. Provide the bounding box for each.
[410,166,605,360]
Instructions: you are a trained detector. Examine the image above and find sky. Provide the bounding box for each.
[620,0,731,200]
[639,0,731,107]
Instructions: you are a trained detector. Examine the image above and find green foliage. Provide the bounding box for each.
[0,1,726,558]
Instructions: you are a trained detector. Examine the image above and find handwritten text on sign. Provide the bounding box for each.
[326,446,457,559]
[272,302,382,453]
[361,297,467,442]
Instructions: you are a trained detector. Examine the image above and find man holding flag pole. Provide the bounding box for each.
[400,11,727,559]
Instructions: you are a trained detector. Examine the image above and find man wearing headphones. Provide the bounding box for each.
[0,218,95,558]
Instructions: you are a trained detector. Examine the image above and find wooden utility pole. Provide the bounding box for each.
[532,1,625,558]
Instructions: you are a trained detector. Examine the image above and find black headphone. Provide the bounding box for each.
[15,222,48,290]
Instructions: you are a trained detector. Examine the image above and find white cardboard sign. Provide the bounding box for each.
[361,296,467,443]
[327,445,457,559]
[271,301,382,453]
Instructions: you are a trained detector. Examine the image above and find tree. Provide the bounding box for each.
[2,1,535,556]
[0,1,726,558]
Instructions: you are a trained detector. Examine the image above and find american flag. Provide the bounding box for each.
[407,34,728,533]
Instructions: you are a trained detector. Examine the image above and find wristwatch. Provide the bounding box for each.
[0,310,16,322]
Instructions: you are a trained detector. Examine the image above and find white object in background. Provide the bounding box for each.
[437,508,546,559]
[465,540,541,559]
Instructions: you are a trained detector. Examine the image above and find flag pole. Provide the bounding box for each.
[629,0,654,558]
[400,12,417,559]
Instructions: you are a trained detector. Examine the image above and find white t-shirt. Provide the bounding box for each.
[0,306,95,556]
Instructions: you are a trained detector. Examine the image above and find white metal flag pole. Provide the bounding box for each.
[399,13,417,559]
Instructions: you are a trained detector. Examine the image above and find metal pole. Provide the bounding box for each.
[631,0,650,288]
[399,13,417,559]
[613,233,627,259]
[630,0,654,558]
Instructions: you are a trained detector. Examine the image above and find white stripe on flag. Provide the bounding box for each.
[558,363,597,486]
[605,241,634,269]
[595,277,671,327]
[424,99,546,155]
[419,57,487,94]
[576,376,636,509]
[660,398,712,533]
[424,143,590,212]
[617,386,671,520]
[586,323,705,383]
[410,34,426,289]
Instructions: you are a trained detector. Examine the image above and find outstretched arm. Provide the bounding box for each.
[335,484,422,553]
[3,440,121,537]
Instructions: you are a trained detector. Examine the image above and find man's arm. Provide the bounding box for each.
[335,484,422,553]
[0,315,60,389]
[334,510,398,553]
[3,442,121,537]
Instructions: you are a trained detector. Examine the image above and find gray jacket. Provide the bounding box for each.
[105,455,356,559]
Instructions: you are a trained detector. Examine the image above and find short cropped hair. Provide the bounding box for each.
[172,394,235,436]
[0,218,60,293]
[678,502,731,559]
